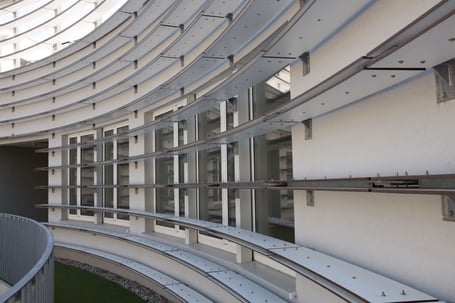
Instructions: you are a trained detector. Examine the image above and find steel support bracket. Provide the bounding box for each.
[434,58,455,103]
[442,194,455,221]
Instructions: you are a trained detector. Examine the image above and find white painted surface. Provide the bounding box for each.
[291,0,441,99]
[292,72,455,179]
[294,190,455,302]
[0,280,10,297]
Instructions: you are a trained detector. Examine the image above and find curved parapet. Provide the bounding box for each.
[0,213,54,303]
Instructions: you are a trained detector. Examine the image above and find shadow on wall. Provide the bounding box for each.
[0,144,48,222]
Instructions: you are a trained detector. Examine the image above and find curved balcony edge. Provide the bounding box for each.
[0,213,54,303]
[39,205,440,303]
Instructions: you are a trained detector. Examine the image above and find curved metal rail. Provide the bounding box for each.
[0,213,54,303]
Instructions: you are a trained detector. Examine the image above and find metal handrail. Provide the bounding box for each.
[0,213,54,303]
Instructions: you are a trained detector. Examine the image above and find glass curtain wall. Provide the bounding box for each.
[103,125,129,222]
[69,137,78,215]
[155,122,175,227]
[80,134,95,216]
[104,130,114,218]
[252,66,294,242]
[116,126,129,220]
[153,110,188,229]
[198,107,222,223]
[67,133,95,219]
[227,142,236,227]
[178,121,186,219]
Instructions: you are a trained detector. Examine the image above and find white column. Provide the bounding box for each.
[48,133,66,222]
[185,116,198,245]
[128,111,146,234]
[235,91,253,263]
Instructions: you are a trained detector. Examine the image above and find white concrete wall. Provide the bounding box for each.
[294,191,455,302]
[291,72,455,301]
[293,72,455,179]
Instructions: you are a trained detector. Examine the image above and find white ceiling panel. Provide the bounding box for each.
[80,35,131,63]
[205,0,295,58]
[0,78,48,92]
[0,0,25,10]
[163,16,226,57]
[71,57,179,108]
[47,60,89,79]
[122,26,179,61]
[80,12,131,43]
[205,56,294,101]
[266,0,373,57]
[120,57,179,87]
[119,0,149,14]
[203,0,246,17]
[280,69,424,123]
[120,0,177,37]
[167,57,226,89]
[17,12,130,71]
[129,85,179,110]
[160,0,208,27]
[0,0,53,26]
[370,14,455,69]
[170,99,223,122]
[81,60,131,83]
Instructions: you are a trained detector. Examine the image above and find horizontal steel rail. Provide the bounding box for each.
[38,205,438,303]
[36,173,455,196]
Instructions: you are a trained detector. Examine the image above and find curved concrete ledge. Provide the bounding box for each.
[48,222,291,303]
[56,243,214,303]
[42,207,439,303]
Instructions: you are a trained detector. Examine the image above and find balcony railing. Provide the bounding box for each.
[0,213,54,303]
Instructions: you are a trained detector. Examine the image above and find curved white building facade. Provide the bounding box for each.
[1,0,455,302]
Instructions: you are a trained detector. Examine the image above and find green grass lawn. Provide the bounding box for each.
[55,262,146,303]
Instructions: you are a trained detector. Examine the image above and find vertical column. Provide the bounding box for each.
[11,12,18,69]
[220,101,229,225]
[48,133,66,222]
[52,8,61,53]
[144,112,155,233]
[173,121,180,232]
[235,90,253,263]
[251,82,270,235]
[128,111,146,234]
[185,115,198,245]
[94,128,103,224]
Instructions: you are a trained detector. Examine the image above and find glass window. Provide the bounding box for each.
[80,134,95,216]
[178,154,186,218]
[155,156,174,216]
[250,66,294,242]
[227,143,236,226]
[199,147,222,223]
[69,137,77,215]
[102,125,129,222]
[198,107,220,140]
[254,129,294,242]
[103,130,114,218]
[226,98,236,131]
[67,133,95,219]
[116,126,129,220]
[155,124,175,227]
[153,113,188,229]
[253,65,290,119]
